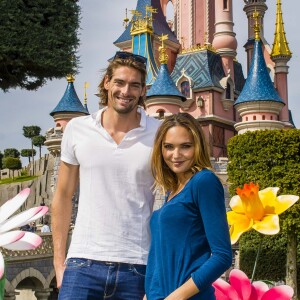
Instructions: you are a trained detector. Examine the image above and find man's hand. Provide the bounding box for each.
[55,263,66,288]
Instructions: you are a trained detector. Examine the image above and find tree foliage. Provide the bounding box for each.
[23,126,41,139]
[4,148,20,158]
[23,125,41,175]
[21,148,36,163]
[227,129,300,231]
[32,135,46,158]
[2,157,22,178]
[0,0,80,91]
[227,129,300,287]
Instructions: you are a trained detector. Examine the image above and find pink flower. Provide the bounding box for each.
[213,269,294,300]
[0,188,48,279]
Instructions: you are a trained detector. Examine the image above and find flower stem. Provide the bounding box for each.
[0,268,5,299]
[251,235,263,283]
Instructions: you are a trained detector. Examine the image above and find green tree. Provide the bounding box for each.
[0,0,80,91]
[3,157,22,179]
[23,126,41,175]
[0,151,3,180]
[227,129,300,292]
[21,149,36,164]
[32,135,46,159]
[0,151,3,169]
[4,148,20,158]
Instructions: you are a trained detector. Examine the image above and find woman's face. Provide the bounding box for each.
[162,125,195,178]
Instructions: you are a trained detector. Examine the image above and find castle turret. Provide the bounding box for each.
[45,75,89,157]
[271,0,292,127]
[114,0,180,73]
[234,12,285,134]
[172,0,215,50]
[146,34,186,118]
[212,0,237,81]
[243,0,268,72]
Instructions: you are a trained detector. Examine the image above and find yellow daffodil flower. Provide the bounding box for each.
[227,183,299,244]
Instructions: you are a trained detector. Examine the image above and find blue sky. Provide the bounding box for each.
[1,0,299,164]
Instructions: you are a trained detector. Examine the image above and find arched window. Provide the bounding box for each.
[270,116,273,120]
[223,0,228,10]
[157,110,165,119]
[166,1,174,31]
[262,115,265,120]
[253,116,256,120]
[225,82,231,99]
[180,81,190,98]
[245,117,248,121]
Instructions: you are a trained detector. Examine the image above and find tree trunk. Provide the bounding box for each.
[31,141,35,175]
[286,231,298,300]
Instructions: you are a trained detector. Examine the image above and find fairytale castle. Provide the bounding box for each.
[2,1,296,299]
[45,0,295,161]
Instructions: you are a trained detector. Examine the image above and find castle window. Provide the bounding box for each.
[225,82,232,99]
[180,81,190,98]
[166,1,174,31]
[157,110,165,119]
[246,117,248,121]
[270,116,273,120]
[223,0,228,10]
[262,115,265,120]
[253,116,256,120]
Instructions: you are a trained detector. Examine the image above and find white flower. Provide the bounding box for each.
[0,188,48,278]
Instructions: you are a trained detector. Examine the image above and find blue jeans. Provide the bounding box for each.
[58,258,146,300]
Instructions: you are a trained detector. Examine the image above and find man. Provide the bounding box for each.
[52,51,160,299]
[41,221,51,233]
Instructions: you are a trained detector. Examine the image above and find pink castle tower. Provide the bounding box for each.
[212,0,237,81]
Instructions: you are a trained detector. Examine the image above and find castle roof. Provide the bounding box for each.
[235,40,284,105]
[271,0,292,58]
[171,50,226,90]
[50,79,89,116]
[147,63,186,100]
[114,0,178,45]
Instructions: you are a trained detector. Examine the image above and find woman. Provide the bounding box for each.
[145,113,232,300]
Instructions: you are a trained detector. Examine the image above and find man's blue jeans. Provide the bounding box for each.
[58,258,146,300]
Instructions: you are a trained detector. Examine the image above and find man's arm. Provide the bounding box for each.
[51,161,79,288]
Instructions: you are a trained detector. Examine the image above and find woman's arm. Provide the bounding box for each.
[190,171,232,291]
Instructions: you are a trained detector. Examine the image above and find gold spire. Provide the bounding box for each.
[251,9,261,41]
[66,74,75,83]
[130,6,157,35]
[158,34,169,64]
[84,82,89,105]
[271,0,292,58]
[123,8,129,28]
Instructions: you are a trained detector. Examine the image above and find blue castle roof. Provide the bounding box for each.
[171,50,226,90]
[50,81,89,116]
[114,0,179,45]
[147,64,186,100]
[235,40,284,105]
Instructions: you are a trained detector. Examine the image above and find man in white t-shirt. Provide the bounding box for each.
[41,221,51,233]
[52,51,160,300]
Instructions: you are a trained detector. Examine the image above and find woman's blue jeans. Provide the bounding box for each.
[58,258,146,300]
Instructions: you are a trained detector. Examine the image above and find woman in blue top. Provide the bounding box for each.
[145,113,232,300]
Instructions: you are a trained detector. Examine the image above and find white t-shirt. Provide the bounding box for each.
[61,107,160,265]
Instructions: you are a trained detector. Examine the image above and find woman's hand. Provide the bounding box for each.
[164,278,199,300]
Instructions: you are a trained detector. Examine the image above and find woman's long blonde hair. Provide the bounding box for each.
[151,113,212,194]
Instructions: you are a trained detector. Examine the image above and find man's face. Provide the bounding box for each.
[104,66,146,114]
